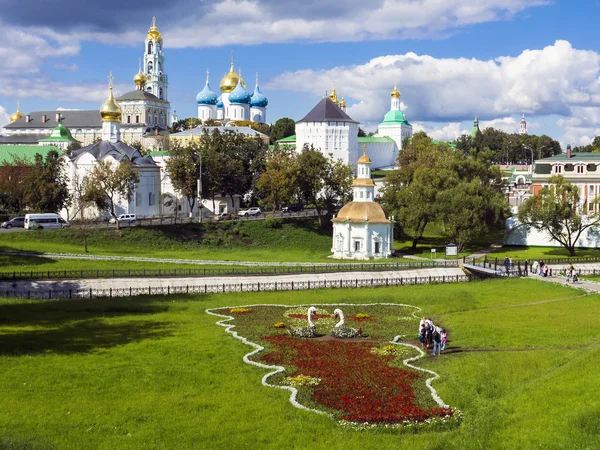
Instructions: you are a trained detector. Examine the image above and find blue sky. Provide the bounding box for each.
[2,0,600,146]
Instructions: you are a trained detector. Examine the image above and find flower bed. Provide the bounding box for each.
[208,303,457,429]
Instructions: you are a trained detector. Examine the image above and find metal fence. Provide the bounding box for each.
[0,273,473,300]
[470,255,600,266]
[0,260,460,281]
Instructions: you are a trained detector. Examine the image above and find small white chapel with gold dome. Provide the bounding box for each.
[331,148,394,259]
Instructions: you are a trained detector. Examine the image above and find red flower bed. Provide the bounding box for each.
[288,314,331,321]
[261,335,452,423]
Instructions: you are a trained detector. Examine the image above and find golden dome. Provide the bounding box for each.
[329,88,339,105]
[340,96,346,108]
[391,83,401,99]
[100,77,122,123]
[356,155,372,165]
[146,17,163,42]
[134,70,147,86]
[332,202,389,224]
[9,101,24,123]
[220,65,245,93]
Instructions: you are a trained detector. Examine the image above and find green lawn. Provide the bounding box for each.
[484,245,600,261]
[0,279,598,449]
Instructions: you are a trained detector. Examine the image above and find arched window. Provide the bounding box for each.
[147,61,153,73]
[156,42,161,53]
[159,87,163,99]
[158,62,162,72]
[148,42,153,54]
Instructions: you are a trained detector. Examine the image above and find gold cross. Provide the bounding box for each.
[16,99,20,111]
[362,144,367,156]
[108,72,113,89]
[152,16,157,27]
[206,69,210,83]
[230,50,235,67]
[138,57,142,71]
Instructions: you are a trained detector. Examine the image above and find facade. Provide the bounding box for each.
[3,18,170,151]
[62,79,162,220]
[197,55,268,124]
[38,121,79,150]
[519,114,528,135]
[505,148,600,247]
[373,83,412,152]
[330,151,394,260]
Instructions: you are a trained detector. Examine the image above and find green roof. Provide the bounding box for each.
[148,150,170,156]
[0,145,62,165]
[277,135,296,143]
[38,122,75,142]
[536,152,600,162]
[380,110,411,126]
[358,136,395,143]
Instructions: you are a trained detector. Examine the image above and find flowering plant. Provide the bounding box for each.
[227,307,254,315]
[273,322,286,329]
[285,375,321,387]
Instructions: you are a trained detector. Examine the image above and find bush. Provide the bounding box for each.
[264,215,282,229]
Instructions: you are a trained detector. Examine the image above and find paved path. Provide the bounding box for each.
[0,250,458,268]
[527,271,600,293]
[0,267,465,292]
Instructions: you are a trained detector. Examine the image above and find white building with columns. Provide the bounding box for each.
[330,151,394,259]
[61,78,162,220]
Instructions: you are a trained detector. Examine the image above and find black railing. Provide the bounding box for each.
[0,260,460,281]
[0,274,473,300]
[469,255,600,266]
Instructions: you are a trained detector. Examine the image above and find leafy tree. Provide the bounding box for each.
[518,176,600,256]
[0,155,30,213]
[270,117,296,143]
[82,160,139,229]
[358,127,367,137]
[296,146,328,228]
[256,148,299,210]
[23,150,70,213]
[164,140,202,213]
[66,141,82,153]
[321,155,353,221]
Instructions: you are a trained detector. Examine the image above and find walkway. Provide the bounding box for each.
[527,271,600,293]
[0,267,465,293]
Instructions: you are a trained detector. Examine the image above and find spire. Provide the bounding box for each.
[255,72,259,87]
[230,50,235,70]
[206,68,210,85]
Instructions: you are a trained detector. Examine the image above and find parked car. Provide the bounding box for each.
[24,213,69,230]
[109,213,137,224]
[1,216,25,229]
[238,207,262,217]
[282,203,304,212]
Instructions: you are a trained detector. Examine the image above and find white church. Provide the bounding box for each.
[196,54,268,124]
[331,149,394,259]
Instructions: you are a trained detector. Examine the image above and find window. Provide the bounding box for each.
[136,115,140,124]
[136,193,142,206]
[374,242,380,254]
[148,42,153,54]
[577,165,585,174]
[149,192,154,206]
[360,191,364,199]
[354,240,361,252]
[336,236,344,252]
[554,165,563,174]
[147,61,153,72]
[159,87,163,100]
[127,116,131,124]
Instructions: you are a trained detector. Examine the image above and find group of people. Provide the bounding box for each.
[531,260,551,277]
[418,317,447,356]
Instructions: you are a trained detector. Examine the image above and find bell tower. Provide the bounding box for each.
[143,17,168,101]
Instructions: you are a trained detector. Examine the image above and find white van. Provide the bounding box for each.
[24,213,69,230]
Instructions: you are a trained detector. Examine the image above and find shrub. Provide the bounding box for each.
[264,215,282,229]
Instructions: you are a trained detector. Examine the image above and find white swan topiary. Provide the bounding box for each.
[288,306,318,338]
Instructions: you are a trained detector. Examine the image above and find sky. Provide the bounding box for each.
[1,0,600,147]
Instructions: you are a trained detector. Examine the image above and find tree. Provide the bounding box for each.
[296,146,328,228]
[164,140,202,213]
[256,148,299,210]
[270,117,296,143]
[0,155,30,213]
[23,150,70,213]
[518,176,600,256]
[358,127,367,137]
[82,160,139,229]
[321,155,354,220]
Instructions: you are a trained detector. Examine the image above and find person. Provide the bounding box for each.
[573,269,578,283]
[539,261,545,276]
[566,263,574,282]
[440,329,447,352]
[418,317,426,337]
[532,261,539,276]
[503,256,510,273]
[419,323,427,350]
[509,257,514,271]
[432,327,442,356]
[424,322,433,349]
[543,264,549,277]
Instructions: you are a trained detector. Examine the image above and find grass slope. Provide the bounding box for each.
[0,279,598,449]
[486,245,600,261]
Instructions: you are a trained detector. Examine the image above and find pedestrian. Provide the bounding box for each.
[566,263,574,282]
[509,257,514,271]
[432,327,442,356]
[440,328,447,352]
[543,264,549,277]
[418,317,426,337]
[424,322,433,349]
[419,323,427,350]
[573,269,578,283]
[503,255,510,273]
[539,261,545,276]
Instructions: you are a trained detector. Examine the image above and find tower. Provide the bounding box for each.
[390,82,401,111]
[196,69,218,121]
[339,96,347,113]
[470,116,481,138]
[100,73,122,143]
[143,17,168,100]
[9,100,24,123]
[519,114,528,135]
[250,73,268,124]
[374,84,412,155]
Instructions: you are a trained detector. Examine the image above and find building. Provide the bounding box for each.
[330,149,394,259]
[38,121,79,150]
[170,126,270,147]
[470,117,481,138]
[285,85,410,169]
[2,18,170,151]
[62,77,162,220]
[505,147,600,247]
[196,54,268,124]
[519,114,528,135]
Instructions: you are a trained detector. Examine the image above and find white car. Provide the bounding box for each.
[238,207,262,216]
[109,213,137,224]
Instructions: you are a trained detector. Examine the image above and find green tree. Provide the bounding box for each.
[82,160,139,229]
[164,140,202,213]
[358,127,367,137]
[270,117,296,143]
[321,155,353,221]
[23,150,70,213]
[0,155,30,213]
[256,148,299,210]
[296,146,328,228]
[518,176,600,256]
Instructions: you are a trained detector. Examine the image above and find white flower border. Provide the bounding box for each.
[205,302,452,421]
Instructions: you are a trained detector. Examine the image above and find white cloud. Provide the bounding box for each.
[412,122,466,141]
[480,117,519,134]
[269,41,600,126]
[0,105,11,133]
